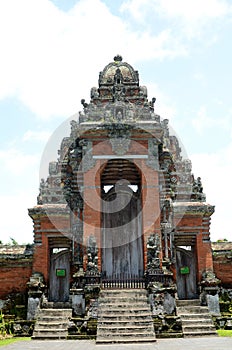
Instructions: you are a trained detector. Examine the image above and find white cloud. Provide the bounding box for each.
[121,0,232,38]
[156,0,231,21]
[0,147,40,243]
[193,72,207,87]
[191,105,232,134]
[145,82,177,121]
[23,130,52,142]
[0,148,39,176]
[0,193,36,244]
[121,0,232,22]
[190,142,232,241]
[191,106,210,134]
[0,0,192,120]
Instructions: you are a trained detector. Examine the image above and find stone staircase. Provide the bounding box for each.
[96,289,156,344]
[32,308,72,340]
[176,299,218,337]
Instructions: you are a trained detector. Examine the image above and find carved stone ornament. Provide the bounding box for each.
[108,123,132,155]
[86,236,99,274]
[79,140,96,172]
[146,138,159,170]
[146,234,161,271]
[110,136,131,155]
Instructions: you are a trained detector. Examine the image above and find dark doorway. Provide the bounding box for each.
[101,159,143,280]
[49,248,70,302]
[176,245,198,299]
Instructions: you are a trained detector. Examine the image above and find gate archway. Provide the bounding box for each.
[101,159,144,280]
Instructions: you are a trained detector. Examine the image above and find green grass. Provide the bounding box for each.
[217,329,232,337]
[0,337,31,347]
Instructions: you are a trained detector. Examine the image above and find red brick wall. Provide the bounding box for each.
[174,212,214,282]
[30,209,70,284]
[0,264,33,299]
[213,256,232,287]
[196,233,213,280]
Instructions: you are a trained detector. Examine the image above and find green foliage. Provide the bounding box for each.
[0,338,30,346]
[0,311,6,338]
[0,311,14,337]
[217,329,232,337]
[219,301,232,314]
[9,237,18,245]
[216,238,228,242]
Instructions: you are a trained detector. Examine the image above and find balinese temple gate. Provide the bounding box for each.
[28,56,219,340]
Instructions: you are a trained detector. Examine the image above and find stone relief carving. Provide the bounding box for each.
[109,126,131,155]
[146,234,161,271]
[86,236,99,274]
[146,138,159,170]
[80,140,96,172]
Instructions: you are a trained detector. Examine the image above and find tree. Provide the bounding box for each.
[9,237,18,245]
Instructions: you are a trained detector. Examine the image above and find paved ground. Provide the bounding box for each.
[1,338,232,350]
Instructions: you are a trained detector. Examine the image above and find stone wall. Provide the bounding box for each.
[0,241,231,301]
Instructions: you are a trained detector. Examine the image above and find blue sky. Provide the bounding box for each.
[0,0,232,243]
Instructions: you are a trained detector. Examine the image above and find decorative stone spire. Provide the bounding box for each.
[114,54,123,62]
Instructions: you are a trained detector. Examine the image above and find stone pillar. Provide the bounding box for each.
[27,273,45,320]
[70,288,85,316]
[200,271,221,316]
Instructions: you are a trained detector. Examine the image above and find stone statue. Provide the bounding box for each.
[147,234,160,270]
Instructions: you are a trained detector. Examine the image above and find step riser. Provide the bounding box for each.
[98,327,154,332]
[98,316,152,322]
[97,335,156,340]
[99,300,148,304]
[182,320,212,327]
[176,300,200,307]
[101,288,147,296]
[99,322,152,327]
[180,314,213,319]
[178,309,209,314]
[184,333,217,337]
[33,332,67,336]
[99,308,151,312]
[35,326,69,330]
[183,326,216,331]
[38,309,72,318]
[32,336,67,340]
[96,338,157,344]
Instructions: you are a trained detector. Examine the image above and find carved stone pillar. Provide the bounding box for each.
[200,271,221,316]
[27,273,45,320]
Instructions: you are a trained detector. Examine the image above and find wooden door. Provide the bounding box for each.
[49,249,70,302]
[176,246,198,300]
[101,186,143,279]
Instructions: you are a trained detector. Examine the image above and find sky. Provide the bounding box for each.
[0,0,232,244]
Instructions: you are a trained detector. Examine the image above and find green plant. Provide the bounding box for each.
[0,311,6,338]
[0,337,30,346]
[217,329,232,337]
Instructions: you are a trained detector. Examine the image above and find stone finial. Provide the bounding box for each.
[114,54,123,62]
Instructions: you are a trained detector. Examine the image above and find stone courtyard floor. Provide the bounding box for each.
[1,337,232,350]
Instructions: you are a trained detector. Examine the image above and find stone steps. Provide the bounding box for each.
[176,299,218,338]
[96,289,156,344]
[99,320,153,326]
[32,308,72,340]
[43,302,71,309]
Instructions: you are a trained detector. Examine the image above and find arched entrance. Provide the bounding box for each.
[174,234,198,300]
[101,159,144,281]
